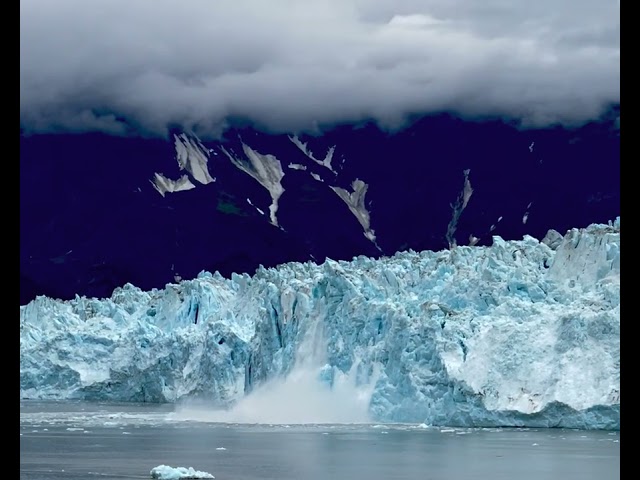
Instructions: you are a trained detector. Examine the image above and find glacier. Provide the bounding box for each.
[19,219,620,430]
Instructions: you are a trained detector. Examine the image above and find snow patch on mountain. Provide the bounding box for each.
[288,163,307,171]
[151,134,215,195]
[330,179,376,244]
[247,198,265,216]
[19,220,620,429]
[289,136,336,173]
[221,144,285,227]
[446,169,474,248]
[151,173,196,197]
[174,134,215,186]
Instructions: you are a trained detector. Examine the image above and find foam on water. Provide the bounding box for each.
[172,366,375,424]
[173,321,379,424]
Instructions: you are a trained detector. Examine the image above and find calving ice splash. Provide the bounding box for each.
[172,362,379,424]
[173,319,380,424]
[20,219,620,429]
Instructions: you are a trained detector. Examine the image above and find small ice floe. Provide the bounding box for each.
[215,447,226,451]
[440,428,456,433]
[150,465,214,479]
[66,428,85,432]
[418,423,430,429]
[532,443,539,446]
[122,432,131,435]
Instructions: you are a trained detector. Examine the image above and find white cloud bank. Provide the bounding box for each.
[20,0,619,138]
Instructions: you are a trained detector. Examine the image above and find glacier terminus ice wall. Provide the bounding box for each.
[20,219,620,429]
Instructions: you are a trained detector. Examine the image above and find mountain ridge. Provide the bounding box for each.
[20,113,619,304]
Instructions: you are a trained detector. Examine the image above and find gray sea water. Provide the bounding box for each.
[20,401,620,480]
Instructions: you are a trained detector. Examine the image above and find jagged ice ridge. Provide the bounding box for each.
[20,219,620,429]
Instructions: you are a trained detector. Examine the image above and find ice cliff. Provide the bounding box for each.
[19,219,620,429]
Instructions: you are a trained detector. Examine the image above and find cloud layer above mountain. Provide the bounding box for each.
[20,0,619,138]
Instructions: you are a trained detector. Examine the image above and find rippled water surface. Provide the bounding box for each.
[20,401,620,480]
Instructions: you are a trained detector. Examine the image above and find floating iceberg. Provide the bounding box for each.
[20,219,620,429]
[150,465,214,479]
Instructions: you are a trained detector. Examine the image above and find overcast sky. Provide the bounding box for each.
[20,0,619,138]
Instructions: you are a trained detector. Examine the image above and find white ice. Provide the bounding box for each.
[150,465,214,479]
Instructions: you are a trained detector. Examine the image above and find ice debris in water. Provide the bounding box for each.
[20,219,620,429]
[150,465,214,479]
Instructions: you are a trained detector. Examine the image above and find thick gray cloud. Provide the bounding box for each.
[20,0,619,138]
